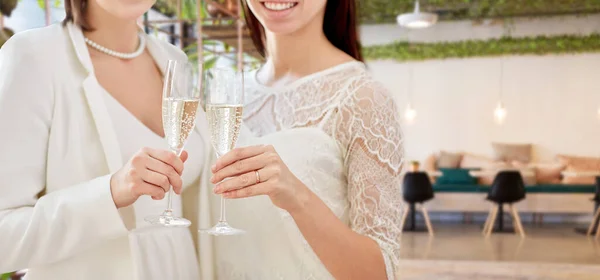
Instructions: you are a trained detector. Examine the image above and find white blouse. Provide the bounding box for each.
[102,89,203,279]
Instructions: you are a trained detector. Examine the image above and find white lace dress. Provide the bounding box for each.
[204,61,404,280]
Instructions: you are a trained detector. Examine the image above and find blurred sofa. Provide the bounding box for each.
[419,143,600,214]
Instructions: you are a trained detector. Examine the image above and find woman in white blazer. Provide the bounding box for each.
[0,0,211,279]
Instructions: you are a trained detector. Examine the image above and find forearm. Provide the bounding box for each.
[289,187,388,280]
[0,175,128,272]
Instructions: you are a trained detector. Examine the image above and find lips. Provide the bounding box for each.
[260,1,298,12]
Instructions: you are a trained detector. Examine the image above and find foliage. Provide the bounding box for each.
[36,0,61,10]
[184,40,221,69]
[358,0,600,24]
[153,0,204,19]
[1,273,11,280]
[362,34,600,62]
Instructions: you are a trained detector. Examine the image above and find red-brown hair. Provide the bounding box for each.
[241,0,364,62]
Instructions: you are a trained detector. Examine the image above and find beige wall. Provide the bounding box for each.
[367,54,600,163]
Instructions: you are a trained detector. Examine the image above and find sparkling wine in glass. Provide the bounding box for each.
[199,67,245,236]
[145,60,199,228]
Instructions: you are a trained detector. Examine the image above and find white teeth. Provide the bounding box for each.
[263,2,295,11]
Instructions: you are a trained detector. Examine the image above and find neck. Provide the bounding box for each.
[262,18,342,79]
[84,2,140,53]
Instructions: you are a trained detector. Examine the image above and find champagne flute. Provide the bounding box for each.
[199,67,245,236]
[145,60,200,228]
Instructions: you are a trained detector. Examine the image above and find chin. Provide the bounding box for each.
[248,0,325,35]
[101,0,155,21]
[261,20,303,35]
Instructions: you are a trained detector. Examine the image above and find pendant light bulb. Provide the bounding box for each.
[494,102,507,125]
[405,103,417,124]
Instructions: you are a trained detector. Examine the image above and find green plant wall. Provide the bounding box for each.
[363,34,600,61]
[359,0,600,24]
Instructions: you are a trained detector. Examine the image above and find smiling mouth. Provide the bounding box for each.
[261,1,298,11]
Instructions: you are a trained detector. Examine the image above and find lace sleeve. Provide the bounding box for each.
[335,78,404,280]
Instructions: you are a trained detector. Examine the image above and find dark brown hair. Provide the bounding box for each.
[63,0,93,31]
[241,0,363,62]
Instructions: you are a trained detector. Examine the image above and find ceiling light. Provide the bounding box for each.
[397,0,438,29]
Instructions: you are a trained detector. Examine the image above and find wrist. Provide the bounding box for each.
[287,183,313,215]
[109,173,123,209]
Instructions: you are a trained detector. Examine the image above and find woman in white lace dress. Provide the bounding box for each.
[200,0,404,279]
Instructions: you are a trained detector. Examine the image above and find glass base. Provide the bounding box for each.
[199,221,245,236]
[145,210,191,228]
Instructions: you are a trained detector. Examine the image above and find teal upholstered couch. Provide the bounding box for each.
[433,168,596,194]
[424,169,597,213]
[433,183,596,193]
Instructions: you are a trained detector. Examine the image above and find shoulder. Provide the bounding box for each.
[342,64,398,111]
[0,24,65,62]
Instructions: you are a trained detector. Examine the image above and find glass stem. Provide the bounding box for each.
[166,149,182,215]
[166,188,173,214]
[219,196,226,222]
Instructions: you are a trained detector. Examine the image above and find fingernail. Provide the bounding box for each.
[213,186,221,194]
[210,176,215,183]
[211,164,216,171]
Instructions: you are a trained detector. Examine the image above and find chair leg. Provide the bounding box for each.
[482,207,491,235]
[512,210,518,231]
[482,205,496,235]
[485,205,499,238]
[399,204,410,232]
[510,204,526,238]
[509,205,518,234]
[421,204,434,237]
[595,211,600,239]
[587,207,600,236]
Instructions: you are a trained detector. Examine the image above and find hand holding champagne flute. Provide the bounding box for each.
[145,60,200,227]
[200,67,245,236]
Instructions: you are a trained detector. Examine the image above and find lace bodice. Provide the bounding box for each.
[242,61,405,279]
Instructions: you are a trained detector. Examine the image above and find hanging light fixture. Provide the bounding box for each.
[405,103,417,123]
[494,102,507,124]
[397,0,438,29]
[494,58,507,125]
[404,65,417,124]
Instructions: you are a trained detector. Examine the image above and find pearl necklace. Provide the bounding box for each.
[84,33,146,59]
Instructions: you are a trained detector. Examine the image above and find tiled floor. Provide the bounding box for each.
[398,260,600,280]
[400,223,600,264]
[397,224,600,279]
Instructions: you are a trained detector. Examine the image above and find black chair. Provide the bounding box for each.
[587,177,600,237]
[401,172,435,235]
[482,171,526,237]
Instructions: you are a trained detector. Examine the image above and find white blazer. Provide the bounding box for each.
[0,23,214,279]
